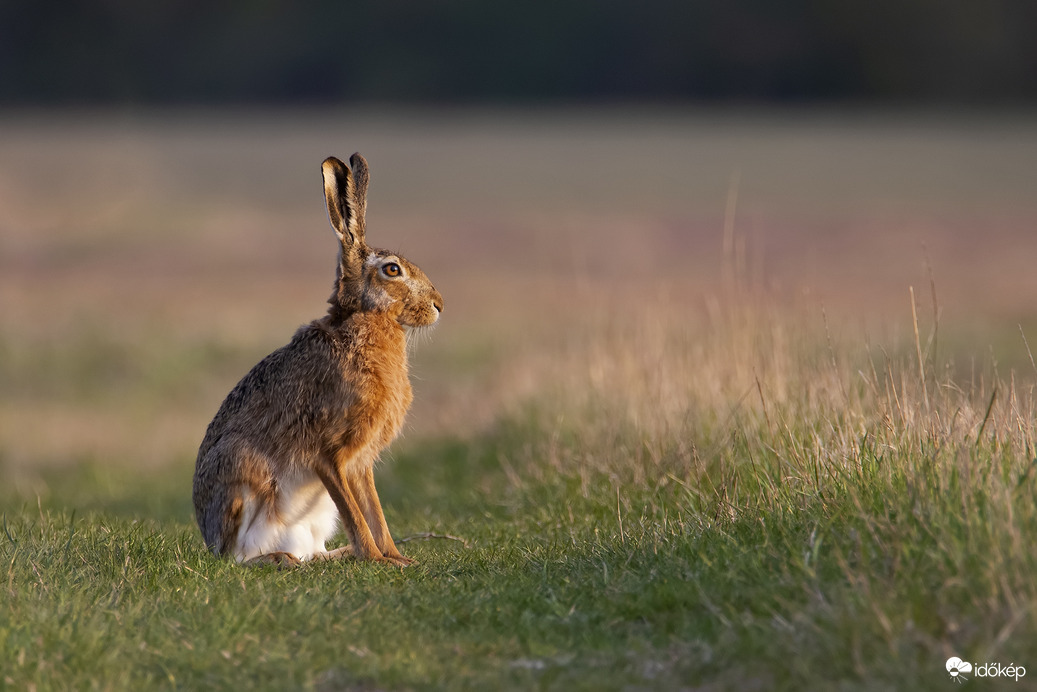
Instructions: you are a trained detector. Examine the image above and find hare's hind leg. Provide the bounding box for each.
[244,551,303,569]
[194,456,248,559]
[312,545,356,561]
[348,467,415,566]
[196,483,299,566]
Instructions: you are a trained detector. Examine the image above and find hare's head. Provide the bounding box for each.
[322,154,443,327]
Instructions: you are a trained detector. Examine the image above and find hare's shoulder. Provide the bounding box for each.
[198,326,347,443]
[232,327,343,399]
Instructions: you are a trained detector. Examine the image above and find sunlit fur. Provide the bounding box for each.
[361,251,443,327]
[192,153,443,568]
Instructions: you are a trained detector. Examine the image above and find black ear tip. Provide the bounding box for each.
[322,156,346,173]
[349,152,368,170]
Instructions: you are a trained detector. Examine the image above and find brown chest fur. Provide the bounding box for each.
[326,311,412,468]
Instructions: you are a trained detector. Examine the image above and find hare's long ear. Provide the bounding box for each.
[348,152,369,233]
[321,154,368,249]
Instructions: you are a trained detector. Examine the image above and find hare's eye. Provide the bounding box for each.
[382,262,402,278]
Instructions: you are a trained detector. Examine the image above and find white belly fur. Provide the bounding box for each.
[233,470,339,562]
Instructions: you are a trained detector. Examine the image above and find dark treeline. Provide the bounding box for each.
[2,0,1036,105]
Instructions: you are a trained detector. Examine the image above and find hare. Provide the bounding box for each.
[192,153,443,568]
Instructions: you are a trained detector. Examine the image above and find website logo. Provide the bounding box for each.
[946,656,1026,683]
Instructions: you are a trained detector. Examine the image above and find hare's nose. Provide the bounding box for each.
[432,293,444,314]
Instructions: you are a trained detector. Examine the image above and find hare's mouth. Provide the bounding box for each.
[399,301,441,329]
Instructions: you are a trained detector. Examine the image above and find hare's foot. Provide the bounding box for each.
[365,554,413,568]
[313,545,356,561]
[313,545,412,567]
[382,549,416,568]
[244,551,303,569]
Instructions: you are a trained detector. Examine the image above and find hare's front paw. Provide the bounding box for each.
[381,553,416,568]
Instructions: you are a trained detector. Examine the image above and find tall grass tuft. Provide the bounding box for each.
[475,288,1037,685]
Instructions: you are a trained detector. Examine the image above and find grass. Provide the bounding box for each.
[3,299,1037,691]
[3,111,1037,690]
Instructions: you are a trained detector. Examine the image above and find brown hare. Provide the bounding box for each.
[192,153,443,567]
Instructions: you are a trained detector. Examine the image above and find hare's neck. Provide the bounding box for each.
[346,312,409,365]
[327,262,363,322]
[344,313,413,432]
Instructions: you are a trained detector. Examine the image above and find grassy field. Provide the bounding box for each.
[2,109,1037,690]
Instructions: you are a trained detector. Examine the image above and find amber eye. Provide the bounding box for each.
[382,262,402,278]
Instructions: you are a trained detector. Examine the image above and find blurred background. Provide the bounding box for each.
[2,0,1037,485]
[3,0,1037,105]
